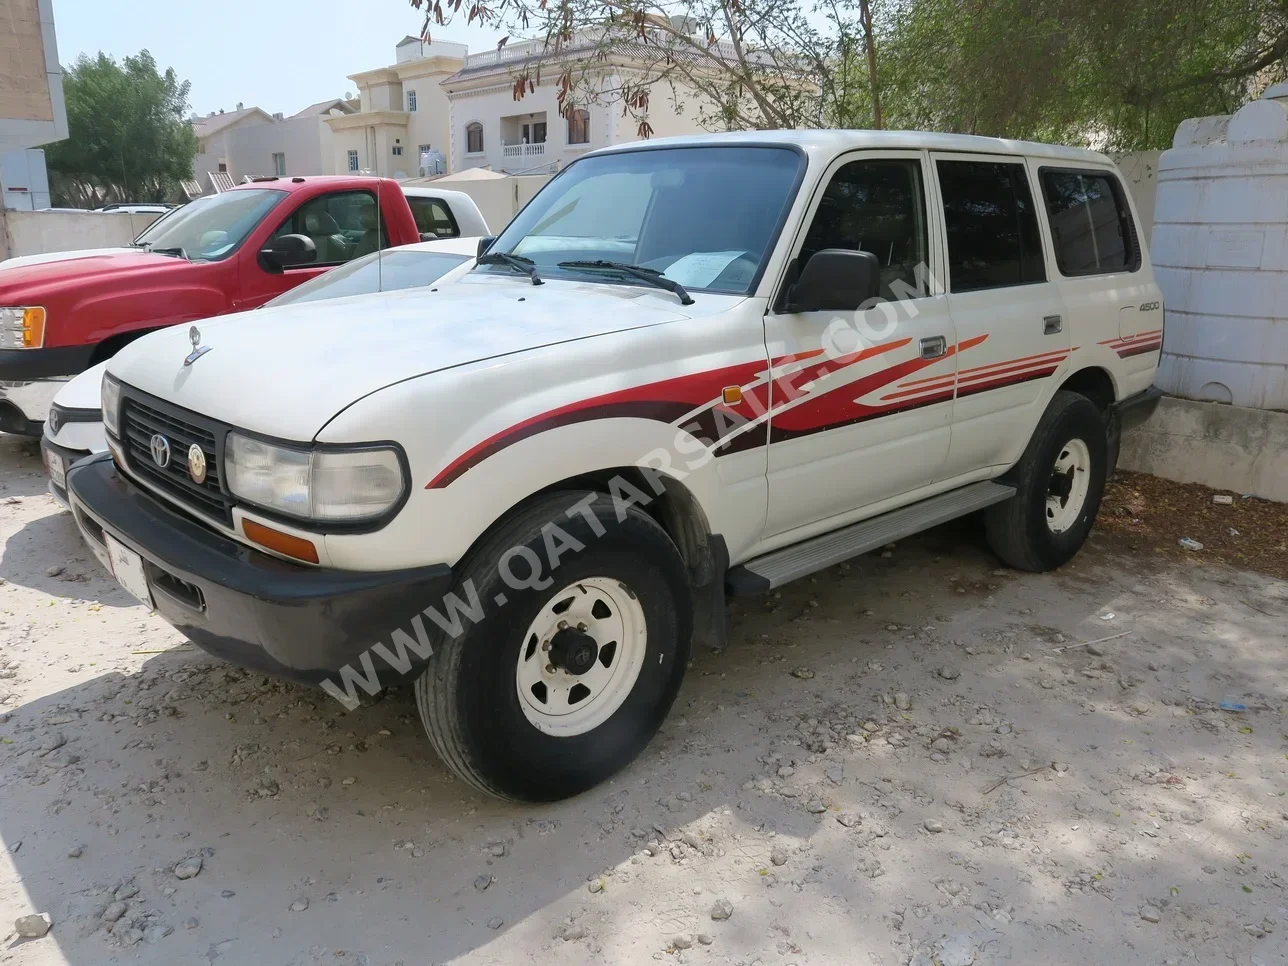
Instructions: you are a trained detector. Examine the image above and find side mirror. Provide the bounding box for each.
[419,231,439,242]
[259,233,317,272]
[785,249,881,313]
[477,236,496,259]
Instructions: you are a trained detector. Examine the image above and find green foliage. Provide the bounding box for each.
[878,0,1288,150]
[411,0,1288,148]
[45,50,198,207]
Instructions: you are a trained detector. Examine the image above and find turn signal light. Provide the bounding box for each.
[722,386,743,405]
[242,518,320,564]
[22,307,46,348]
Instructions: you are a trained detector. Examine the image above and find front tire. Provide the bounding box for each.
[985,391,1108,572]
[415,489,692,801]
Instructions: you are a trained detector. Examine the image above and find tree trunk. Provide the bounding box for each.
[859,0,883,129]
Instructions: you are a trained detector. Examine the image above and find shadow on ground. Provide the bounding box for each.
[2,509,1285,965]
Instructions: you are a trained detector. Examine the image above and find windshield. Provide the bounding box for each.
[133,189,285,261]
[265,249,472,307]
[481,146,803,295]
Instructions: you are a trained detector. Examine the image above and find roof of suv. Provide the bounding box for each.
[226,174,397,194]
[592,129,1113,165]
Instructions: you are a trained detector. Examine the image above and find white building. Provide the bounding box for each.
[335,33,716,178]
[0,0,66,210]
[192,98,359,188]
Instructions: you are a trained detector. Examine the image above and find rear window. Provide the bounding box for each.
[407,196,460,238]
[1040,169,1139,276]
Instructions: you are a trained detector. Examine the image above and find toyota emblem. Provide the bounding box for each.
[149,434,172,468]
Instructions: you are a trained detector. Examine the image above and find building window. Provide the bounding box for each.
[392,145,404,157]
[418,144,433,157]
[347,150,359,172]
[466,122,484,154]
[218,162,228,173]
[407,89,417,112]
[272,153,286,176]
[567,109,590,145]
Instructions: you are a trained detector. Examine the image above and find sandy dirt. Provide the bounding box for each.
[1,431,1286,966]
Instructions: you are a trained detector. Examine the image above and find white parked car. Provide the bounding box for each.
[69,131,1162,802]
[42,237,479,507]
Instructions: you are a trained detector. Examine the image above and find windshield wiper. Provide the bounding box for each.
[148,246,188,259]
[557,260,694,305]
[476,251,542,285]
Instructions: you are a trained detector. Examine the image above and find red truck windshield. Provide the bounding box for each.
[133,189,286,262]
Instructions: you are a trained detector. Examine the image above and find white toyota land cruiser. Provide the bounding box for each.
[68,131,1162,802]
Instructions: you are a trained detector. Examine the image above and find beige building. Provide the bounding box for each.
[336,33,717,179]
[324,37,466,179]
[0,0,67,209]
[192,99,359,188]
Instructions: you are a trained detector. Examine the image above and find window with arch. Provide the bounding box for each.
[567,108,590,145]
[465,122,484,154]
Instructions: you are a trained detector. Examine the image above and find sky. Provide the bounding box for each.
[50,0,507,117]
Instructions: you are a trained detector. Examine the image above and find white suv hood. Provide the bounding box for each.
[106,276,724,440]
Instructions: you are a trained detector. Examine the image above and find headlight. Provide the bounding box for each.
[101,373,122,437]
[0,306,46,349]
[225,433,406,523]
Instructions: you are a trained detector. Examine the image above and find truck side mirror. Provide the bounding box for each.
[259,233,317,273]
[477,236,496,259]
[785,249,882,313]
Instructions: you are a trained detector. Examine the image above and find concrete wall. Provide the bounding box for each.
[0,209,163,260]
[418,173,552,233]
[1112,150,1161,246]
[1119,395,1288,502]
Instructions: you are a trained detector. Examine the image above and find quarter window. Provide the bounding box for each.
[466,122,484,154]
[1041,169,1138,276]
[937,159,1046,292]
[799,158,929,300]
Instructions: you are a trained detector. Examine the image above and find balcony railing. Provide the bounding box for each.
[502,142,547,158]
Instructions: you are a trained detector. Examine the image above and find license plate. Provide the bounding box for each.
[104,533,152,609]
[44,447,66,488]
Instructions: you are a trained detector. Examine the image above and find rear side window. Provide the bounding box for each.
[407,196,460,238]
[937,159,1046,292]
[1040,169,1139,276]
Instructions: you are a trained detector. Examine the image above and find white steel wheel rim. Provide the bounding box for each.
[1046,437,1092,534]
[515,577,648,737]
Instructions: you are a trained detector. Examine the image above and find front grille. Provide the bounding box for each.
[121,395,233,523]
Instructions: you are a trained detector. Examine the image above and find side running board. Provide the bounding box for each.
[726,481,1015,595]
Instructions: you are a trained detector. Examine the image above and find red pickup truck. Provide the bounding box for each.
[0,175,487,435]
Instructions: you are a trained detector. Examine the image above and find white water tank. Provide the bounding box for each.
[1152,83,1288,410]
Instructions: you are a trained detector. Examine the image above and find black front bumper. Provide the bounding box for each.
[0,344,97,381]
[1112,385,1164,431]
[67,453,453,685]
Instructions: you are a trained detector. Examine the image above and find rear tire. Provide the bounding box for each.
[415,489,692,801]
[986,391,1108,572]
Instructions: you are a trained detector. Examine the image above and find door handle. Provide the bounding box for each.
[919,336,947,359]
[1043,314,1063,335]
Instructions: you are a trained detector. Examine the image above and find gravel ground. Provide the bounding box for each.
[1,431,1286,966]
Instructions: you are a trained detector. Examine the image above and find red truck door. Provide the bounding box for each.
[235,186,394,311]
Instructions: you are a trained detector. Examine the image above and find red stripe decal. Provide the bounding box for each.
[424,359,765,489]
[1118,341,1161,359]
